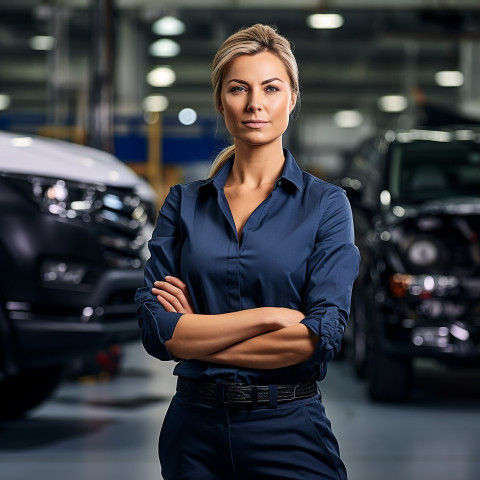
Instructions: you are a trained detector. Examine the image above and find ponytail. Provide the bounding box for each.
[208,145,235,178]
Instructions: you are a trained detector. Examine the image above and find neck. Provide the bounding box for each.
[228,141,285,188]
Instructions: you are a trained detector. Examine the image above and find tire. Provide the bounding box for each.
[350,288,368,378]
[0,365,65,418]
[367,340,412,402]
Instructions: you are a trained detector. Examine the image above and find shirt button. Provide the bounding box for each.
[277,179,283,187]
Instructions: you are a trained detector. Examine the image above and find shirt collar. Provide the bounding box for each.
[280,149,303,192]
[200,148,303,193]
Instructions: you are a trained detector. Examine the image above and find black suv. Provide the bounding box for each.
[342,128,480,401]
[0,132,156,417]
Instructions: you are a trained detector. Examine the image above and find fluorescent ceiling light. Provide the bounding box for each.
[307,13,344,29]
[149,39,181,57]
[377,95,408,113]
[333,110,363,128]
[146,66,176,87]
[152,16,185,36]
[178,108,197,126]
[0,94,11,110]
[11,137,33,147]
[434,70,464,87]
[143,95,169,112]
[29,35,56,50]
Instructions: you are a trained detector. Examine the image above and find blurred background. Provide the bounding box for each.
[2,0,480,190]
[1,1,480,480]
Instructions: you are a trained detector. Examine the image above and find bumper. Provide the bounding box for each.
[374,288,480,364]
[6,269,144,368]
[14,319,139,368]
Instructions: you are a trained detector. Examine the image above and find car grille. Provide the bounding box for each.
[90,186,154,269]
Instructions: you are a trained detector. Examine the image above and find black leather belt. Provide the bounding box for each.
[176,377,319,408]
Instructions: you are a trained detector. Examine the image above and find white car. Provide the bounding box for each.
[0,131,156,417]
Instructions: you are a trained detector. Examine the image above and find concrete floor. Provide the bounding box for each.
[1,343,480,480]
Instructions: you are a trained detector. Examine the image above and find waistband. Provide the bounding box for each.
[176,377,319,410]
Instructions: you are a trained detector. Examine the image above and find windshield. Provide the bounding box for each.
[389,140,480,204]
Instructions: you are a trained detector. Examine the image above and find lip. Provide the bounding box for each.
[242,120,269,129]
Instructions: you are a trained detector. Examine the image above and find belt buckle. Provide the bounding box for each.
[223,384,259,409]
[225,384,251,405]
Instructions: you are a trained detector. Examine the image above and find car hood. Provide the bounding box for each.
[0,131,155,201]
[386,197,480,224]
[417,197,480,215]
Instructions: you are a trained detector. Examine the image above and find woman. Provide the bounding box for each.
[135,24,359,480]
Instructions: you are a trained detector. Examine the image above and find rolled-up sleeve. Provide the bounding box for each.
[301,187,360,363]
[134,185,184,361]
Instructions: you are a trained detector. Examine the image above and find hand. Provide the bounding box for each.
[152,276,196,314]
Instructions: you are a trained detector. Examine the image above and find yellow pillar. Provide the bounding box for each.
[147,112,165,206]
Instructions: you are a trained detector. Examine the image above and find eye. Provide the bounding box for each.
[229,85,247,93]
[265,85,279,93]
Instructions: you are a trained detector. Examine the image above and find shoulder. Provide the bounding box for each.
[170,178,212,195]
[301,171,346,203]
[157,179,211,226]
[163,178,212,204]
[299,172,353,231]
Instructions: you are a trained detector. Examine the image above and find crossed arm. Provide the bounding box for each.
[153,276,318,369]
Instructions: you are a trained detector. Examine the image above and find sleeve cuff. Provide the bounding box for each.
[301,306,344,361]
[139,304,183,361]
[301,306,339,337]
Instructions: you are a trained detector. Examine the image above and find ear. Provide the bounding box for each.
[289,93,297,113]
[218,99,224,116]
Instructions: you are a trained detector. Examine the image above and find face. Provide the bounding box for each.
[219,51,297,149]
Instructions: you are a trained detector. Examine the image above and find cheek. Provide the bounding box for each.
[272,97,292,115]
[221,105,241,136]
[273,100,292,125]
[222,100,244,127]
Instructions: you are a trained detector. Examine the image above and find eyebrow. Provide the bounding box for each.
[227,77,285,85]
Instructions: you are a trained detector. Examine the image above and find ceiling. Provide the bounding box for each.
[1,0,480,128]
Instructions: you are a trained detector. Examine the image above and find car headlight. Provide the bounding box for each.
[3,173,102,218]
[30,177,102,218]
[406,239,439,267]
[389,273,459,298]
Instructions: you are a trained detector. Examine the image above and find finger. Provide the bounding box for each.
[165,277,195,306]
[153,282,191,312]
[156,290,185,313]
[161,277,191,301]
[156,295,177,313]
[152,287,171,296]
[153,280,182,297]
[164,276,187,289]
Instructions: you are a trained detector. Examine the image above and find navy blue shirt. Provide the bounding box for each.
[134,149,359,385]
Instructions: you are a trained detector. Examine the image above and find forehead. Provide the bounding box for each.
[223,51,289,82]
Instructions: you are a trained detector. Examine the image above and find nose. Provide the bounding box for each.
[248,103,262,112]
[247,93,262,112]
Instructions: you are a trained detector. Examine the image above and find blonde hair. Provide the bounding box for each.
[208,24,300,178]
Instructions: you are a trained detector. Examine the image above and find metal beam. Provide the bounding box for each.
[5,0,480,10]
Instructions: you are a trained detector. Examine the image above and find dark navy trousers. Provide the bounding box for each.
[159,392,347,480]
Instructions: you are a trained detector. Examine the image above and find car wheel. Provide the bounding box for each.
[351,288,368,378]
[367,340,412,402]
[0,365,65,418]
